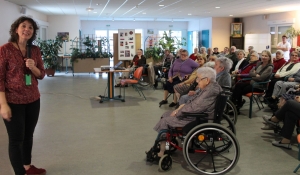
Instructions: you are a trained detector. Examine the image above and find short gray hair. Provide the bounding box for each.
[197,67,216,82]
[216,56,233,72]
[200,47,206,52]
[276,50,284,56]
[236,50,246,56]
[248,46,254,50]
[251,50,259,58]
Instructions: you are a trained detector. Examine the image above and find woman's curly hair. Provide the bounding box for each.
[9,16,39,44]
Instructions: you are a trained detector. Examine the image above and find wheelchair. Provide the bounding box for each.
[146,91,240,174]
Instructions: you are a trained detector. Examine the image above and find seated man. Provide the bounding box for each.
[263,98,300,149]
[152,67,222,158]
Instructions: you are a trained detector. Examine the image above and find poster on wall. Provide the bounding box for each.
[57,32,69,41]
[118,29,135,60]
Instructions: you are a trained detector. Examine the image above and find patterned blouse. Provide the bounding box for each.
[0,42,45,104]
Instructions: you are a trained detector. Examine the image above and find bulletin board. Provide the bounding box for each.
[118,29,135,60]
[244,34,271,53]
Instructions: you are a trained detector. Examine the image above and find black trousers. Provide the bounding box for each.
[3,99,40,175]
[232,82,263,106]
[275,100,300,140]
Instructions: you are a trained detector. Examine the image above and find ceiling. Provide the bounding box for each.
[5,0,300,21]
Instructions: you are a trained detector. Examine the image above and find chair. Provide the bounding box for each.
[120,66,146,101]
[243,80,271,118]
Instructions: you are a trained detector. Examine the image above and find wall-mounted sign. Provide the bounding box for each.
[118,29,135,60]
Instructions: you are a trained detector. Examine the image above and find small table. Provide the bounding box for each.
[94,68,129,103]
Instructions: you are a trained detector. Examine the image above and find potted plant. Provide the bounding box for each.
[284,27,300,47]
[144,30,186,63]
[70,36,112,74]
[36,36,63,76]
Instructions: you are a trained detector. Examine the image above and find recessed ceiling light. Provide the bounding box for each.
[159,5,164,7]
[179,11,181,12]
[96,3,99,5]
[86,7,94,11]
[142,12,146,14]
[229,15,233,16]
[188,13,192,15]
[215,7,220,8]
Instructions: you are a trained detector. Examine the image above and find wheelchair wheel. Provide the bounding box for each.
[183,123,240,175]
[224,100,237,125]
[159,154,172,171]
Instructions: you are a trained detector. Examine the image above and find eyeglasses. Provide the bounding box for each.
[181,54,188,57]
[196,77,207,82]
[292,55,298,57]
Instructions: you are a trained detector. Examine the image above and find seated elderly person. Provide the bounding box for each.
[231,50,273,113]
[173,54,207,104]
[268,68,300,104]
[231,50,248,74]
[178,57,232,105]
[265,51,300,97]
[152,67,222,158]
[204,55,217,68]
[159,49,199,107]
[273,50,286,73]
[263,99,300,149]
[231,50,260,85]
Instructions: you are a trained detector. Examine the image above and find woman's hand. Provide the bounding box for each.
[171,110,177,117]
[188,90,195,96]
[1,103,11,122]
[274,74,280,78]
[168,77,173,83]
[288,77,295,82]
[25,58,36,70]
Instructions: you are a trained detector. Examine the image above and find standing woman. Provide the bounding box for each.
[0,17,46,175]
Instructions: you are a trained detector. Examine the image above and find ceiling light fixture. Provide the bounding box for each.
[188,13,192,15]
[229,15,233,16]
[86,7,94,11]
[142,12,146,14]
[215,7,220,8]
[159,5,164,7]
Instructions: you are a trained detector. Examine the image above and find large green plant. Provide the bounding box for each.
[36,36,63,69]
[285,27,300,47]
[144,30,186,62]
[70,36,112,63]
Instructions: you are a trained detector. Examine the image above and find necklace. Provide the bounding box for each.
[16,42,26,58]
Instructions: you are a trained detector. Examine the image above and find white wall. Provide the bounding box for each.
[243,10,300,45]
[188,20,200,31]
[0,0,47,45]
[47,16,80,54]
[212,17,232,50]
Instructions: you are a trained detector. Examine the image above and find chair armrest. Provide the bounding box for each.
[181,112,208,118]
[252,80,270,85]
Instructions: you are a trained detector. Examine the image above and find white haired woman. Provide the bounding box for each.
[151,67,222,158]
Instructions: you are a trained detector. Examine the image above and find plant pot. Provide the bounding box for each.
[45,68,55,77]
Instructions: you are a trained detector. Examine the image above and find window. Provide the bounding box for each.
[158,30,182,49]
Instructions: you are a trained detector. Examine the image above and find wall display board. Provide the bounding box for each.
[118,29,135,60]
[244,34,271,53]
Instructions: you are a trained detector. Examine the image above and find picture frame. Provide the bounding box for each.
[231,23,242,37]
[147,29,154,35]
[57,32,69,41]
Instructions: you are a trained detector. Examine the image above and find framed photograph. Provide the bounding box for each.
[57,32,69,41]
[231,23,242,37]
[147,29,154,35]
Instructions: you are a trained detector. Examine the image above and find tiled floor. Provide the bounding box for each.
[0,72,299,175]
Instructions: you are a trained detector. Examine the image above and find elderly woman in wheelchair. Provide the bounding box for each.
[146,67,240,174]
